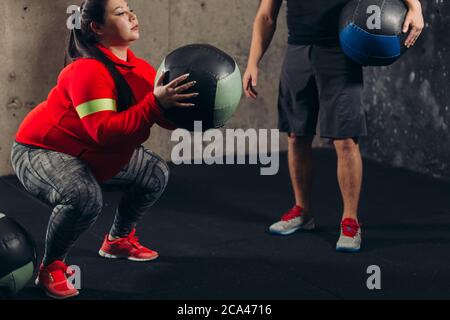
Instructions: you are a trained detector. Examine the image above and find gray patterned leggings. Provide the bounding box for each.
[10,141,169,265]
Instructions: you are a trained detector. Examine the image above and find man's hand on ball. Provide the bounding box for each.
[154,72,199,110]
[403,0,424,48]
[243,64,259,100]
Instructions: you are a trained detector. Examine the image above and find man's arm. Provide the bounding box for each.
[243,0,283,99]
[402,0,424,48]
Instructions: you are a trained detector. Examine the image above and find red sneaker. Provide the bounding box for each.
[35,260,79,299]
[98,229,159,262]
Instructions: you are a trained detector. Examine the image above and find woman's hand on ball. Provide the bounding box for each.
[243,65,259,100]
[154,72,199,110]
[403,0,424,48]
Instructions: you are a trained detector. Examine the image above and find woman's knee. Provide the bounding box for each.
[142,159,170,199]
[144,149,170,187]
[62,182,103,220]
[160,159,170,188]
[153,159,170,195]
[131,149,170,197]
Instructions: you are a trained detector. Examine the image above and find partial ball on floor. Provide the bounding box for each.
[156,44,242,131]
[0,213,37,295]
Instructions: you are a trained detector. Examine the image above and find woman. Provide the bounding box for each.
[10,0,197,299]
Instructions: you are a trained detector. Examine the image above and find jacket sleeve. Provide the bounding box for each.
[154,111,178,131]
[68,59,165,147]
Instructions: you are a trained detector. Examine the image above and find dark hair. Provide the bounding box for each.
[65,0,135,112]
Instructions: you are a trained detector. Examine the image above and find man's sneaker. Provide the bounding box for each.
[99,228,159,261]
[269,205,315,235]
[336,218,361,252]
[35,260,79,299]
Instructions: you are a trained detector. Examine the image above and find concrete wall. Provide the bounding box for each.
[1,0,449,180]
[0,0,289,177]
[361,0,450,180]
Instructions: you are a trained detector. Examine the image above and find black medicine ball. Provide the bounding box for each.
[0,213,37,294]
[339,0,409,66]
[156,44,242,131]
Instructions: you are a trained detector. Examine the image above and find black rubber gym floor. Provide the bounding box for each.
[1,148,450,300]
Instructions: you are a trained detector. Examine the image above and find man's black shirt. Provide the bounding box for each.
[287,0,350,45]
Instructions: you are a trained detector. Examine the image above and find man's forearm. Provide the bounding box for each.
[247,15,277,68]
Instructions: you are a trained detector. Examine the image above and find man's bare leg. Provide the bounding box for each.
[333,138,363,222]
[288,134,315,215]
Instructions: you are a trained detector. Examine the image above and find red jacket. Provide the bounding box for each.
[15,43,174,182]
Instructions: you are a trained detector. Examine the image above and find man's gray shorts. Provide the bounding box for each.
[278,44,367,139]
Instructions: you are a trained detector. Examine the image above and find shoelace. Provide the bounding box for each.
[111,229,145,249]
[281,207,302,221]
[120,230,144,249]
[42,261,74,276]
[127,234,143,249]
[341,219,360,238]
[44,262,75,284]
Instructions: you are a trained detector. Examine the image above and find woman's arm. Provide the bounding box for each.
[69,59,162,147]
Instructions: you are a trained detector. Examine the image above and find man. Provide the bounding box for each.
[243,0,424,252]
